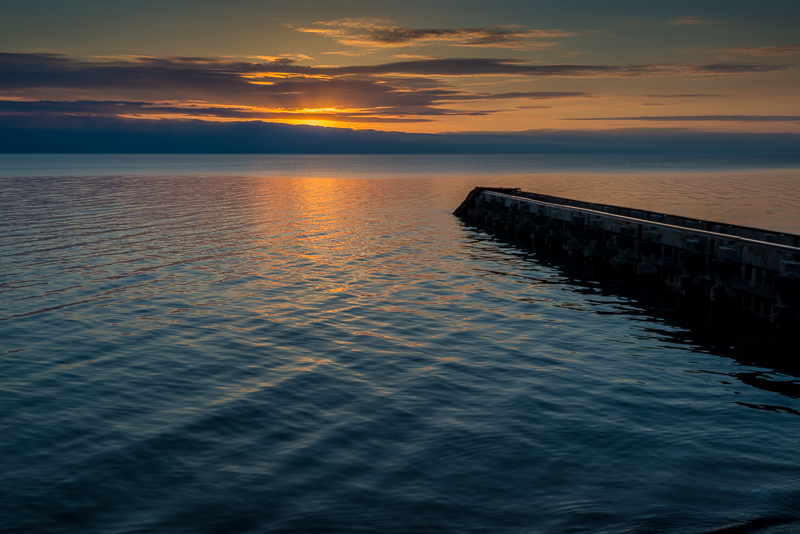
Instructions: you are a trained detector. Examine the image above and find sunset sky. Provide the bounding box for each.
[1,0,798,144]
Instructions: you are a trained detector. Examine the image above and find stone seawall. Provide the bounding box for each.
[455,187,800,327]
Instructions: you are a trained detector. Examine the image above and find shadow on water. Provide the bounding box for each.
[457,217,800,406]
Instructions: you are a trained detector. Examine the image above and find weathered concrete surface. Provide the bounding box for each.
[455,187,800,327]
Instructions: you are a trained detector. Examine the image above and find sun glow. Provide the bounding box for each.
[269,117,373,129]
[243,72,334,80]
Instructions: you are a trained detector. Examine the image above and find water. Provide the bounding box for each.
[1,155,799,534]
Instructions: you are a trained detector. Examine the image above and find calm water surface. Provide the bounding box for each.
[1,155,800,533]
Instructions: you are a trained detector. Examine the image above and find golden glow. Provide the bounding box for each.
[270,117,373,129]
[284,107,365,114]
[243,72,334,80]
[116,113,376,128]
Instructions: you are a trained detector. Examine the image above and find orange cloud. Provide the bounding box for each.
[670,16,725,26]
[252,54,314,62]
[0,53,793,134]
[724,45,800,57]
[288,18,574,50]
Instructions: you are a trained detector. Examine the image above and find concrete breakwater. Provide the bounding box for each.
[454,187,800,327]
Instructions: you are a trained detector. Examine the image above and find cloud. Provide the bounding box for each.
[393,54,438,60]
[0,53,788,128]
[724,45,800,57]
[333,58,785,77]
[568,115,800,122]
[642,94,729,98]
[0,53,782,95]
[0,99,441,123]
[470,91,589,100]
[322,50,375,57]
[689,63,781,74]
[670,16,725,26]
[253,54,314,62]
[0,91,587,123]
[288,18,574,50]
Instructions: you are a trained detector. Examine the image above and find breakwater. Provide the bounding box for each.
[455,187,800,327]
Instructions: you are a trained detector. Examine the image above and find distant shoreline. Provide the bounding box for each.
[1,117,799,155]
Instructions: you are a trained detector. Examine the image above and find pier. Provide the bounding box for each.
[455,187,800,328]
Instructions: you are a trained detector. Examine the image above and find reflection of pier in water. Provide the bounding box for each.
[455,190,800,392]
[457,219,800,412]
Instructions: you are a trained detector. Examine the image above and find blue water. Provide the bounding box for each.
[2,155,800,533]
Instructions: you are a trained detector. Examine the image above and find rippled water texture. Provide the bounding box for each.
[2,155,800,534]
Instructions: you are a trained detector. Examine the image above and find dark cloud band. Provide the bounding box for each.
[0,53,788,125]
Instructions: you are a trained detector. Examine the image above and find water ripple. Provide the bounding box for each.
[1,157,799,533]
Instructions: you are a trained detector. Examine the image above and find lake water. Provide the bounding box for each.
[2,154,800,533]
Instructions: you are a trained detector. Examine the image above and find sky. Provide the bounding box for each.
[1,0,799,148]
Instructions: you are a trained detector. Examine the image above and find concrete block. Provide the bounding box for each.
[742,246,768,268]
[773,275,796,295]
[586,228,601,239]
[637,263,659,276]
[635,241,660,256]
[711,285,738,302]
[545,234,562,246]
[571,213,588,225]
[548,208,561,221]
[660,229,684,248]
[686,239,707,254]
[780,261,800,277]
[567,224,586,239]
[584,246,603,257]
[770,234,797,246]
[531,228,548,239]
[614,235,636,249]
[710,259,737,277]
[566,239,584,253]
[771,305,800,326]
[679,275,705,292]
[679,251,706,270]
[643,230,662,243]
[718,246,742,262]
[613,254,634,268]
